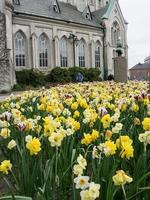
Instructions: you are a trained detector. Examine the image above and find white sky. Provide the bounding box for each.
[119,0,150,68]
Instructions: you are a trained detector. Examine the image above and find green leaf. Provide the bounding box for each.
[71,149,76,165]
[0,196,32,200]
[137,172,150,186]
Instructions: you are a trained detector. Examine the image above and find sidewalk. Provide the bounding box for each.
[0,91,21,101]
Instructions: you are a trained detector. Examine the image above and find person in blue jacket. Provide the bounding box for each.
[76,72,84,82]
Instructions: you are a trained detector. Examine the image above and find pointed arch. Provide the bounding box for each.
[59,36,68,67]
[95,40,101,68]
[111,21,120,46]
[78,39,86,67]
[14,30,26,67]
[39,33,49,67]
[31,32,38,38]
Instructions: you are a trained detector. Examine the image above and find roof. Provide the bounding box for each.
[13,0,108,28]
[92,4,109,24]
[102,0,115,19]
[130,63,150,70]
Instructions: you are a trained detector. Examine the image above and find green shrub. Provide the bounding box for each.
[46,67,101,83]
[47,67,72,83]
[85,68,101,82]
[15,67,101,90]
[13,83,25,91]
[16,70,46,87]
[68,67,86,81]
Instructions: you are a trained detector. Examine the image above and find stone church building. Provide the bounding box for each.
[0,0,128,88]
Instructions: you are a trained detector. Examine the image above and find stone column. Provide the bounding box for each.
[54,37,60,67]
[75,43,79,67]
[114,56,128,83]
[91,40,95,67]
[0,1,12,92]
[31,33,38,68]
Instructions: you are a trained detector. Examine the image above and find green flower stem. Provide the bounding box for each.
[3,177,15,200]
[11,170,19,191]
[72,174,76,200]
[144,143,147,153]
[122,185,127,200]
[55,147,59,186]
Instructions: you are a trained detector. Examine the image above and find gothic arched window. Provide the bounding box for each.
[60,37,68,67]
[39,34,48,67]
[78,40,85,67]
[95,42,101,68]
[15,31,26,67]
[111,21,120,46]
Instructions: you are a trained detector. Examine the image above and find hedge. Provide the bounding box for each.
[14,67,101,90]
[46,67,101,83]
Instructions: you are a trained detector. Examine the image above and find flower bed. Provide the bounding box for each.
[0,81,150,200]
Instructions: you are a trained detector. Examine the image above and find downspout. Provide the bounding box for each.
[101,21,107,80]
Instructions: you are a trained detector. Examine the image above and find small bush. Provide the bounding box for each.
[46,67,72,83]
[16,70,46,87]
[13,83,25,91]
[85,68,101,82]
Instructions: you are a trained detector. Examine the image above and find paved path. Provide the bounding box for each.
[0,91,21,101]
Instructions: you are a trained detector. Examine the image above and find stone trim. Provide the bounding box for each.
[0,11,11,92]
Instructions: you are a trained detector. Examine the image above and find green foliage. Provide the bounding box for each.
[14,68,101,90]
[13,84,25,91]
[0,196,32,200]
[15,70,46,88]
[46,67,72,83]
[46,67,101,83]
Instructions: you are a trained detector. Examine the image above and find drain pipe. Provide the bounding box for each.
[101,21,107,80]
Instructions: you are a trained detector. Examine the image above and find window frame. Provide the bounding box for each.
[95,43,101,68]
[111,21,120,46]
[14,31,26,68]
[78,40,85,67]
[60,37,68,67]
[39,34,48,68]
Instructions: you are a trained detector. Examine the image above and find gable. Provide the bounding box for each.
[50,0,61,13]
[82,5,92,21]
[102,0,127,26]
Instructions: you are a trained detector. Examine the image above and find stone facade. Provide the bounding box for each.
[0,0,128,89]
[0,11,11,92]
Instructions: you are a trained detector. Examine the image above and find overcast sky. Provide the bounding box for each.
[119,0,150,68]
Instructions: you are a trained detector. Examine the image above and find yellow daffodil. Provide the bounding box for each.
[113,170,133,186]
[142,118,150,131]
[26,137,41,155]
[0,160,12,174]
[103,140,117,156]
[101,114,111,129]
[0,128,10,139]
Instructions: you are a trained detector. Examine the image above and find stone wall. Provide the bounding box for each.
[114,56,128,83]
[0,11,11,92]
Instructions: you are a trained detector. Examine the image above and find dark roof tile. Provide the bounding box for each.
[13,0,107,28]
[130,63,150,70]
